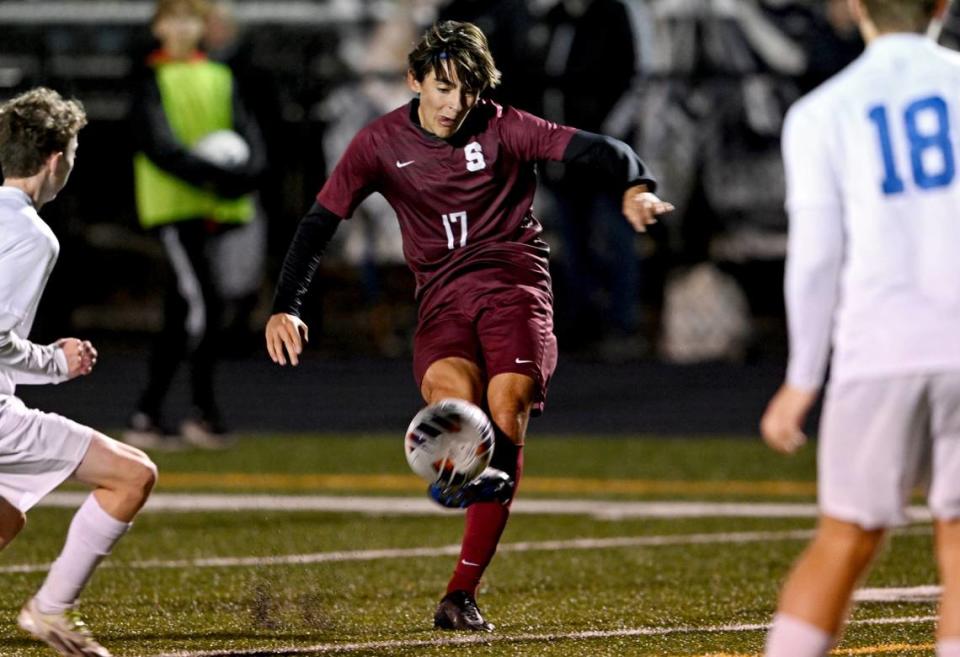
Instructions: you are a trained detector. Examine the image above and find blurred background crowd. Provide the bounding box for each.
[0,0,882,367]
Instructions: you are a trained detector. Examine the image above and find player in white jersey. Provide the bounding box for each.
[760,1,960,655]
[0,88,157,657]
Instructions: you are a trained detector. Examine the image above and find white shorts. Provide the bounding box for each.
[0,395,94,512]
[818,373,960,529]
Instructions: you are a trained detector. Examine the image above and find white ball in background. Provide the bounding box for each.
[193,129,250,167]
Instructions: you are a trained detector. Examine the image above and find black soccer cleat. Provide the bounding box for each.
[428,467,515,509]
[433,590,494,632]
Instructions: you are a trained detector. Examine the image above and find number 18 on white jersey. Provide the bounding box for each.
[782,34,960,389]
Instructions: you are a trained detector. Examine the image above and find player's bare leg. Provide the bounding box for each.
[935,519,960,653]
[765,515,885,656]
[421,356,484,405]
[486,372,533,447]
[0,496,26,551]
[70,434,157,521]
[18,433,157,657]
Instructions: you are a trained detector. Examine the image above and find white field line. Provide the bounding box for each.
[1,526,931,575]
[855,585,942,602]
[37,492,934,522]
[0,528,815,574]
[142,615,938,657]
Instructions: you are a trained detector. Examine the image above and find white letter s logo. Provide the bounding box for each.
[465,142,486,172]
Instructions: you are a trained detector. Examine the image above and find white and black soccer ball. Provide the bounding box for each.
[192,129,250,167]
[404,399,495,491]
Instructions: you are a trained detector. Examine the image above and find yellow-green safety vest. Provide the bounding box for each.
[134,59,252,229]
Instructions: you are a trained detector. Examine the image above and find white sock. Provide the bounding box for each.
[34,494,131,614]
[938,638,960,657]
[765,613,834,657]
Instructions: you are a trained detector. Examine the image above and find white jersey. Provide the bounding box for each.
[783,34,960,389]
[0,185,68,396]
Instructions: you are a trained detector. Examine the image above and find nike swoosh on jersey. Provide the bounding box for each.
[461,559,481,567]
[396,160,415,168]
[515,358,534,364]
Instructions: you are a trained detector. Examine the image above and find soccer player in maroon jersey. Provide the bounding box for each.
[265,20,672,632]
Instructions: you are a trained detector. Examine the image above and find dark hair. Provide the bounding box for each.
[0,87,87,178]
[862,0,939,32]
[407,21,501,93]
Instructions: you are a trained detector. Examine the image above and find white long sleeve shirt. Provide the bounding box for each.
[783,34,960,390]
[0,186,68,396]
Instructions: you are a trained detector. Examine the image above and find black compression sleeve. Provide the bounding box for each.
[562,130,657,193]
[271,202,341,317]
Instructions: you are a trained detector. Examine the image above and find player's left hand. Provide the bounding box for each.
[622,185,674,233]
[760,383,817,454]
[57,337,97,378]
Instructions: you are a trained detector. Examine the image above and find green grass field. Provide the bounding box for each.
[0,436,940,656]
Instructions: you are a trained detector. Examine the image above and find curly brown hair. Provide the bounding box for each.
[407,21,501,94]
[0,87,87,178]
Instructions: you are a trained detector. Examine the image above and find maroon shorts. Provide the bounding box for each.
[413,268,558,415]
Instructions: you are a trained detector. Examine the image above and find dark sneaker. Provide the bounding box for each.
[428,467,514,509]
[433,590,494,632]
[180,418,236,450]
[122,412,183,452]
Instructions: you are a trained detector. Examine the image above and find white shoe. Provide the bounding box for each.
[121,428,185,451]
[180,418,236,450]
[122,412,184,451]
[17,598,112,657]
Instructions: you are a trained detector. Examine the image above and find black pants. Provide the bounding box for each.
[138,220,224,423]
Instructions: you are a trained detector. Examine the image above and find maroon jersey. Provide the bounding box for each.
[316,99,576,298]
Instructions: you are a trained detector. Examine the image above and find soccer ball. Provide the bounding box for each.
[193,129,250,167]
[404,399,495,491]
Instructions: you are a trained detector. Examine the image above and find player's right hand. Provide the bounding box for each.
[57,337,97,379]
[622,185,674,233]
[265,313,309,367]
[760,383,817,454]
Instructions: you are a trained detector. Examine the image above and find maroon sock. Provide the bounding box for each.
[446,441,523,595]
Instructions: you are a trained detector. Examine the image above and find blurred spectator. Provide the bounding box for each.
[125,0,265,450]
[631,0,808,257]
[779,0,864,92]
[615,0,824,362]
[536,0,644,359]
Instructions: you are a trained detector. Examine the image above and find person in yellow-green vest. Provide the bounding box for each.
[125,0,265,451]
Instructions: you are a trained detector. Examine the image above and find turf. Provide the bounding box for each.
[0,436,939,656]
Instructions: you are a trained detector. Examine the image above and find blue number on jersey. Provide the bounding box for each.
[868,94,955,195]
[867,105,905,195]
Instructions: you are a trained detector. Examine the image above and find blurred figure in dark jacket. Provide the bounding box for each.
[611,0,861,362]
[537,0,644,358]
